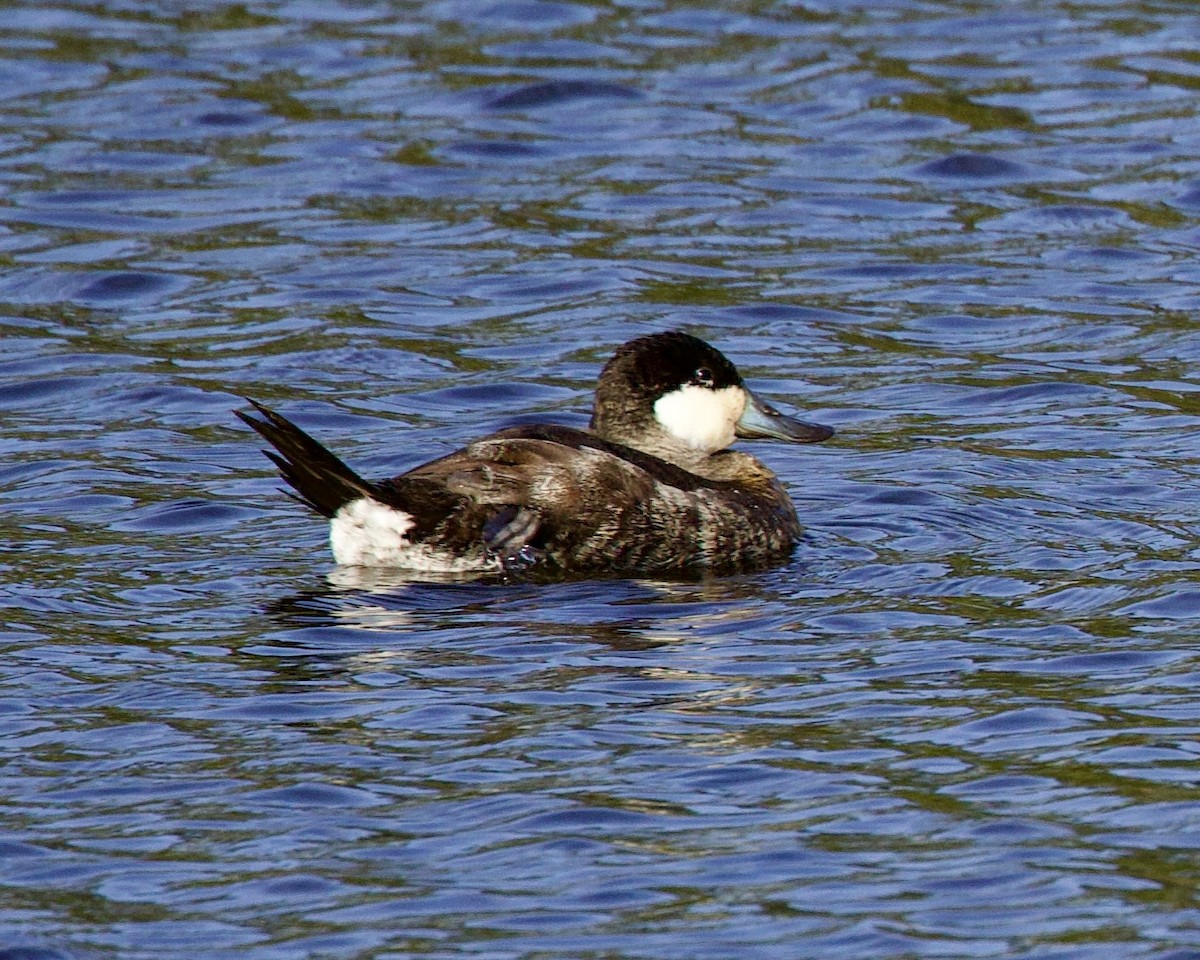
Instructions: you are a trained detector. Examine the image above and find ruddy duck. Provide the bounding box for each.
[238,332,833,576]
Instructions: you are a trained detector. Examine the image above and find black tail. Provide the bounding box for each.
[237,399,377,518]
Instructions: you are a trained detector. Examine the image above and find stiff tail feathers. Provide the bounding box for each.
[237,399,377,518]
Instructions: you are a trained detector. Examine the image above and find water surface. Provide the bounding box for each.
[2,1,1199,958]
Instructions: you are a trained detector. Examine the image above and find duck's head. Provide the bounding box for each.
[590,332,833,463]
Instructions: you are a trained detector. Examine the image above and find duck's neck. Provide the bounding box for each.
[591,415,711,471]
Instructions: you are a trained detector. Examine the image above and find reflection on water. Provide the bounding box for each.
[2,0,1200,957]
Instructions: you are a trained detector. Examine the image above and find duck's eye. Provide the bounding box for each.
[692,366,714,387]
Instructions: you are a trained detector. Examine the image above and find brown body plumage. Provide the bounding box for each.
[238,333,832,577]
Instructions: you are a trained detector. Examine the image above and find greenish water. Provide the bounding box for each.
[1,1,1199,958]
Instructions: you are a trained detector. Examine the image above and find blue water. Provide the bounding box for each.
[2,1,1199,958]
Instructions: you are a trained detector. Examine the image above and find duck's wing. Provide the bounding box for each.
[383,425,661,565]
[378,427,586,556]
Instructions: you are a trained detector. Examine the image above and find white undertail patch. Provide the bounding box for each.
[653,384,747,453]
[330,498,415,566]
[329,498,499,572]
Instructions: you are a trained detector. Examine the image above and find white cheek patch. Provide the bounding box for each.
[653,384,746,453]
[330,498,416,566]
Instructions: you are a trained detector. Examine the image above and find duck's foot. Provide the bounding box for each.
[483,506,542,571]
[498,544,542,572]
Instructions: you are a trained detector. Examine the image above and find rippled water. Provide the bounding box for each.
[2,1,1200,957]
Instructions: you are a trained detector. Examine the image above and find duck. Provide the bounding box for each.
[237,331,833,577]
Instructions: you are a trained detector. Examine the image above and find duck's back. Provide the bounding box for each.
[366,423,802,574]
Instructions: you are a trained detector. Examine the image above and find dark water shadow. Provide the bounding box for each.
[254,564,790,665]
[484,79,641,111]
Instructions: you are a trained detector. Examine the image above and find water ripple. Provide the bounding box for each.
[2,1,1200,958]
